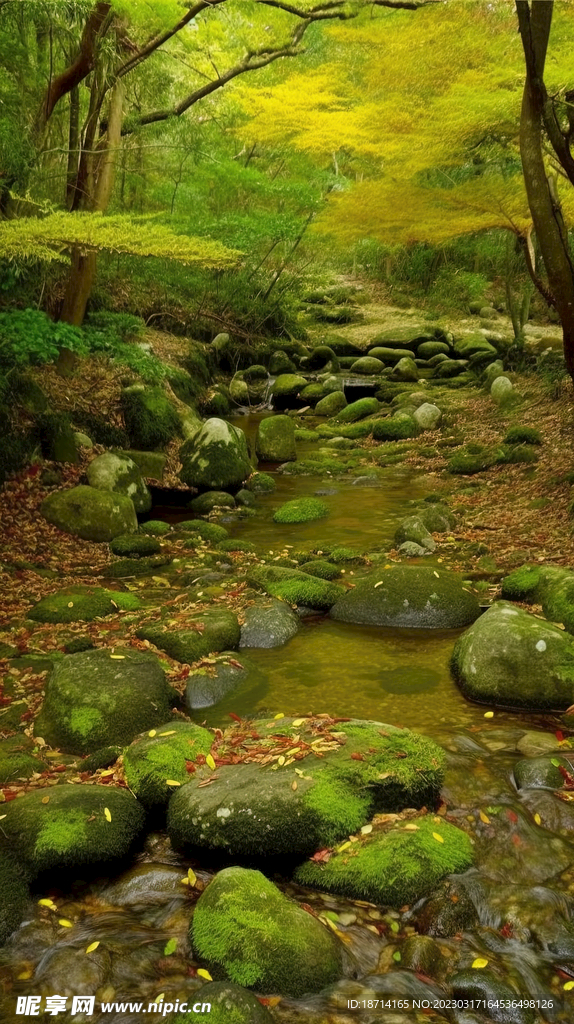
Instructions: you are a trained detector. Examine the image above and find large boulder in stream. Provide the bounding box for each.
[247,564,343,610]
[191,866,343,997]
[255,414,296,462]
[34,648,175,754]
[167,717,445,858]
[123,720,213,807]
[240,598,300,648]
[330,566,480,628]
[185,652,268,711]
[179,418,251,491]
[86,451,151,513]
[41,485,137,542]
[451,601,574,710]
[136,609,241,663]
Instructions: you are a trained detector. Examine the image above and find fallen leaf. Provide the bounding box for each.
[58,919,73,928]
[432,832,444,843]
[110,655,125,660]
[360,823,373,835]
[206,754,216,771]
[104,807,111,822]
[165,779,181,787]
[479,810,490,824]
[472,958,488,969]
[86,941,100,953]
[164,938,178,956]
[197,969,212,981]
[291,780,297,791]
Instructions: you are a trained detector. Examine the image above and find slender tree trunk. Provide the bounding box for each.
[517,0,574,380]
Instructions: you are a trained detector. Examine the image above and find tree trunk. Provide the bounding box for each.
[517,0,574,380]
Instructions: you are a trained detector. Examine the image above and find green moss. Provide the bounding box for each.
[334,397,379,423]
[447,448,497,474]
[496,444,539,465]
[0,849,30,941]
[81,746,122,773]
[247,472,276,493]
[500,564,542,601]
[0,736,46,785]
[1,784,145,877]
[110,534,161,557]
[69,706,105,739]
[191,867,343,996]
[136,609,241,663]
[247,565,343,610]
[298,560,342,580]
[217,539,257,553]
[295,815,473,907]
[504,425,542,445]
[300,383,325,403]
[140,520,171,536]
[102,555,172,578]
[121,386,181,450]
[327,547,365,564]
[372,417,417,441]
[28,586,142,623]
[273,498,329,523]
[124,720,213,807]
[201,390,231,417]
[175,521,229,544]
[294,428,320,442]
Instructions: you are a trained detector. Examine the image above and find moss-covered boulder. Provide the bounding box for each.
[174,982,274,1024]
[270,374,308,410]
[123,720,213,807]
[315,391,347,417]
[247,564,343,610]
[167,717,445,859]
[349,356,384,375]
[34,648,174,754]
[86,452,151,513]
[333,397,379,423]
[500,564,574,632]
[121,385,182,450]
[447,448,497,474]
[174,520,229,544]
[140,519,171,536]
[0,784,145,877]
[110,534,161,557]
[0,851,29,943]
[136,609,241,664]
[179,419,251,491]
[273,497,329,523]
[188,491,236,514]
[368,346,409,363]
[295,815,473,907]
[186,653,267,710]
[451,601,574,711]
[392,356,419,382]
[0,735,46,785]
[330,566,480,628]
[118,450,167,480]
[247,472,276,493]
[372,417,417,441]
[239,599,300,648]
[268,350,296,375]
[255,415,296,462]
[41,485,138,542]
[299,559,342,581]
[413,402,442,431]
[394,515,436,552]
[27,586,141,623]
[191,867,343,997]
[417,341,450,359]
[453,333,498,359]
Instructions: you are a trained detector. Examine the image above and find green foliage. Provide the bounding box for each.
[0,309,86,367]
[372,417,417,441]
[500,564,542,602]
[496,444,538,465]
[504,425,542,445]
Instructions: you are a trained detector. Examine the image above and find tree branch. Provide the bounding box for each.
[114,0,227,81]
[38,2,112,128]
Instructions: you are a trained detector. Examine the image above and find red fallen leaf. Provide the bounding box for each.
[500,922,514,938]
[185,761,196,773]
[511,834,521,846]
[556,729,565,742]
[228,712,242,723]
[558,763,574,789]
[506,809,518,823]
[350,752,364,761]
[309,848,332,863]
[300,903,318,917]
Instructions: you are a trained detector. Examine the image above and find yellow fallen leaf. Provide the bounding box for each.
[432,832,444,843]
[99,770,114,777]
[187,868,197,886]
[159,730,176,736]
[17,969,33,980]
[110,655,125,660]
[154,993,165,1004]
[38,899,57,910]
[67,601,74,608]
[337,841,352,853]
[292,719,306,727]
[274,712,284,720]
[104,807,111,822]
[291,780,298,791]
[484,711,494,718]
[278,756,286,766]
[86,941,100,953]
[285,747,300,756]
[479,810,490,824]
[206,754,216,771]
[403,823,419,831]
[534,813,542,825]
[563,981,574,990]
[197,969,213,981]
[148,729,157,737]
[166,779,181,786]
[472,958,488,969]
[361,823,373,835]
[41,796,50,804]
[433,570,440,578]
[374,581,384,588]
[58,919,73,928]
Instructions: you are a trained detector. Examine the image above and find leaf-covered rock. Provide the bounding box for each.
[331,566,480,628]
[41,485,138,542]
[123,720,213,807]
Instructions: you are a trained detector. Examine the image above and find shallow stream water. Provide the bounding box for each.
[3,415,574,1023]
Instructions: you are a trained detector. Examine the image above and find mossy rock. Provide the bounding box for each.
[0,851,30,943]
[368,346,410,363]
[298,559,342,580]
[186,653,268,710]
[307,345,340,372]
[140,520,171,536]
[333,397,379,423]
[174,521,229,544]
[179,419,251,491]
[255,415,296,462]
[327,546,365,564]
[34,648,174,754]
[330,565,480,629]
[247,472,276,494]
[504,425,542,445]
[295,815,473,907]
[81,746,123,773]
[188,491,236,514]
[102,555,172,578]
[299,382,325,404]
[41,485,138,542]
[121,385,181,450]
[349,356,384,375]
[315,391,347,417]
[273,497,329,523]
[173,982,274,1024]
[217,538,257,553]
[270,374,307,402]
[168,717,445,859]
[447,448,497,475]
[247,564,343,610]
[501,564,545,602]
[110,534,161,557]
[118,449,167,481]
[201,388,232,418]
[496,444,539,465]
[123,720,213,808]
[136,609,241,664]
[0,735,46,785]
[27,586,141,624]
[86,451,151,513]
[0,784,145,878]
[417,503,456,533]
[268,350,296,375]
[372,417,417,441]
[191,867,343,997]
